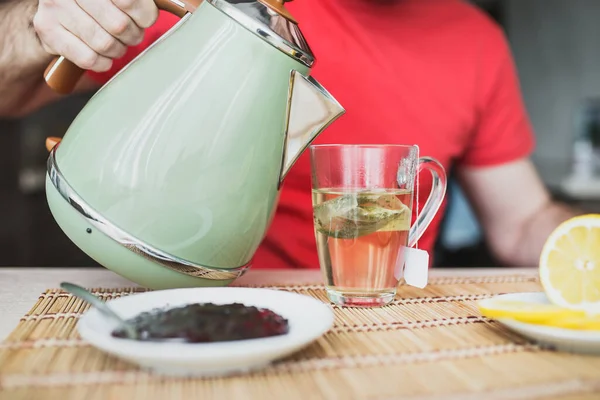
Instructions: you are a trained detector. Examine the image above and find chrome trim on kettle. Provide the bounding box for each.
[208,0,314,67]
[46,146,250,281]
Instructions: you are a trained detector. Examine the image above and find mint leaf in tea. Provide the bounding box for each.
[312,190,411,239]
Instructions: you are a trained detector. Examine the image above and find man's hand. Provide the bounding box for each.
[33,0,159,72]
[0,0,56,117]
[457,158,579,267]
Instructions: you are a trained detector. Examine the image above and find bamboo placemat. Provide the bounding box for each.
[1,272,600,400]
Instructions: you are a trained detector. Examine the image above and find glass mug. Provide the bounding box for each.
[310,144,447,307]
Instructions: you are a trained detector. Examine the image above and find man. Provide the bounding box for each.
[0,0,577,269]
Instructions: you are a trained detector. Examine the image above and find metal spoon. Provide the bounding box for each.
[60,282,138,340]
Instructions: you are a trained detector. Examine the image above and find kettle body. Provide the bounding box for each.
[45,0,344,288]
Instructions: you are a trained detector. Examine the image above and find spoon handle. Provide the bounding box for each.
[60,282,138,339]
[60,282,108,310]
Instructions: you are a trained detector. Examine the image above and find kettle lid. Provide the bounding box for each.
[208,0,315,67]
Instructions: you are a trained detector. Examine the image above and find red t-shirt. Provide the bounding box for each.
[88,0,535,269]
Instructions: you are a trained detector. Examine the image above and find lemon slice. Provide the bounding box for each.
[539,214,600,314]
[544,315,600,331]
[478,299,585,324]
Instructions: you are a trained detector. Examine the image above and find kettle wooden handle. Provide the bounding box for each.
[44,0,202,94]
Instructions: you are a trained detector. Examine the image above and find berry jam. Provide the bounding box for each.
[111,303,289,343]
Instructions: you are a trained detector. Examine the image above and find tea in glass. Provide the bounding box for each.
[310,145,447,307]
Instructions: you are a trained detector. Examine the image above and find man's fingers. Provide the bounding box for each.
[37,26,113,72]
[111,0,159,29]
[76,0,144,46]
[33,0,158,72]
[59,0,128,59]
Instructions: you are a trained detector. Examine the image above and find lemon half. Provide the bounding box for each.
[539,214,600,314]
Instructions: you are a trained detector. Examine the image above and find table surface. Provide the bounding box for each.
[0,266,537,341]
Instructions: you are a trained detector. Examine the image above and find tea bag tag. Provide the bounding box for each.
[401,143,428,289]
[403,247,429,289]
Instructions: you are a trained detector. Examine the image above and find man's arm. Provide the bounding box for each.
[0,0,157,118]
[0,0,99,117]
[457,158,578,267]
[0,0,55,117]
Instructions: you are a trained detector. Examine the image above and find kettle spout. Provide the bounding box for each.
[279,71,345,186]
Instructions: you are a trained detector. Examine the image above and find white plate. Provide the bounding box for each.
[77,287,335,377]
[479,292,600,355]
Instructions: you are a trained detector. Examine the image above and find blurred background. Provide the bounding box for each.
[2,0,600,268]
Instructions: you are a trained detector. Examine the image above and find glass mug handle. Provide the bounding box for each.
[406,157,448,248]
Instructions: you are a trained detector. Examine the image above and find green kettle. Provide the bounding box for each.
[43,0,345,289]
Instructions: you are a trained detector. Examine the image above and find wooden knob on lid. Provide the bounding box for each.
[257,0,297,24]
[45,137,62,152]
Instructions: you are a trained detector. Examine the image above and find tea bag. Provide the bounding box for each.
[313,192,410,239]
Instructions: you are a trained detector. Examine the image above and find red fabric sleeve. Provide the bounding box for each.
[87,11,179,85]
[459,26,536,167]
